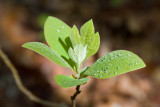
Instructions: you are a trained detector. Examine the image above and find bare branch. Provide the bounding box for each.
[0,47,67,107]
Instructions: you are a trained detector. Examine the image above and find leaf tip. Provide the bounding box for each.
[22,42,29,48]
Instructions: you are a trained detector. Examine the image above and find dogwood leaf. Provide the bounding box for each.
[44,16,73,67]
[22,42,71,68]
[80,20,100,58]
[84,50,146,79]
[70,25,81,47]
[55,75,90,88]
[68,44,87,65]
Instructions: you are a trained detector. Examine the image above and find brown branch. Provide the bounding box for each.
[70,85,81,107]
[0,47,67,107]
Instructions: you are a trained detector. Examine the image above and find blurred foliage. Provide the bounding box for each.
[37,13,49,41]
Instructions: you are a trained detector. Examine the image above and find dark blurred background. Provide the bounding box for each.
[0,0,160,107]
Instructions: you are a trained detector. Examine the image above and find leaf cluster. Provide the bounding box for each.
[22,16,146,88]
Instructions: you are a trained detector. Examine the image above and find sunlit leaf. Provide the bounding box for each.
[55,75,90,88]
[70,25,81,47]
[84,50,146,79]
[44,16,73,67]
[22,42,71,69]
[68,44,87,66]
[86,32,100,58]
[80,20,100,58]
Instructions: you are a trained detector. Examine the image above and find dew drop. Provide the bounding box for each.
[60,35,62,37]
[102,59,106,61]
[57,29,60,32]
[99,76,102,78]
[105,70,108,73]
[67,84,70,86]
[62,26,64,28]
[136,62,139,65]
[94,74,97,76]
[59,83,61,84]
[110,57,114,60]
[97,71,99,73]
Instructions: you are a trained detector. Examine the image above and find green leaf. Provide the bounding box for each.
[70,25,81,47]
[55,75,90,88]
[68,48,77,64]
[80,19,94,38]
[84,50,146,79]
[68,44,87,65]
[44,16,73,67]
[86,32,100,58]
[22,42,71,69]
[80,20,100,58]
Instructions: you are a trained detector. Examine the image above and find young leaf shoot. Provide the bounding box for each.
[22,16,146,107]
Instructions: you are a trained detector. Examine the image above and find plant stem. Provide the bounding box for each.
[70,85,81,107]
[71,69,77,78]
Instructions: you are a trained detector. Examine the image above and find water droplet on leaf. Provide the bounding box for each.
[136,62,139,65]
[57,29,60,32]
[102,59,106,61]
[110,58,114,60]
